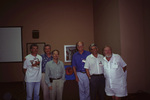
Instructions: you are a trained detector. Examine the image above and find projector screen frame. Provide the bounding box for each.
[0,26,23,63]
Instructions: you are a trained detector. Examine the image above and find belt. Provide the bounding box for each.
[92,74,104,76]
[79,71,86,74]
[50,77,61,80]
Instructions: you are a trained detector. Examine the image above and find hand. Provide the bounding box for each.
[49,86,52,90]
[37,61,40,65]
[89,77,91,80]
[123,66,127,72]
[75,77,79,82]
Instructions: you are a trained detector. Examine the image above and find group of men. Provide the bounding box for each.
[23,44,65,100]
[23,41,127,100]
[73,42,127,100]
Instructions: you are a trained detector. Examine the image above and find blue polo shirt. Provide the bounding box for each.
[41,54,53,73]
[72,50,90,72]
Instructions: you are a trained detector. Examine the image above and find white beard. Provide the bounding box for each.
[105,55,112,58]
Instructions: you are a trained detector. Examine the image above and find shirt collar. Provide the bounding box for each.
[52,60,60,64]
[44,53,52,58]
[90,53,101,58]
[30,54,38,57]
[103,53,114,61]
[77,50,86,55]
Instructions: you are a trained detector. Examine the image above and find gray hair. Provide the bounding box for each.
[89,43,98,50]
[43,44,51,50]
[102,45,112,55]
[76,41,84,47]
[30,44,38,50]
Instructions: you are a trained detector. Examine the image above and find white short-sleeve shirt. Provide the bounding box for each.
[84,54,104,75]
[23,54,42,82]
[103,53,127,89]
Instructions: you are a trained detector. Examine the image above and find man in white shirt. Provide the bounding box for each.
[23,44,42,100]
[103,46,127,100]
[84,43,105,100]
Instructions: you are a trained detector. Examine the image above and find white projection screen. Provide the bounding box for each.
[0,27,22,62]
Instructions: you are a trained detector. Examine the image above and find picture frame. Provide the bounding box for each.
[64,45,77,62]
[26,42,46,55]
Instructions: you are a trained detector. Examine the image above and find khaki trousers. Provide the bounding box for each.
[41,73,50,100]
[50,79,64,100]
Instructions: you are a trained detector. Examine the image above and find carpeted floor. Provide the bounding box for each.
[0,81,150,100]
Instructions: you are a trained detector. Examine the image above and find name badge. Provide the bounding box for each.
[99,61,103,67]
[82,59,86,63]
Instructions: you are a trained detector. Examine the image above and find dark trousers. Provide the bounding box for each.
[90,75,105,100]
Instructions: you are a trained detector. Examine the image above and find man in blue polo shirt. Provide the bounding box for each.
[72,41,91,100]
[41,44,53,100]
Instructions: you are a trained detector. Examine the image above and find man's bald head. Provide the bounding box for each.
[76,41,84,47]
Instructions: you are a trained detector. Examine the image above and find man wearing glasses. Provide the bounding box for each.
[84,43,105,100]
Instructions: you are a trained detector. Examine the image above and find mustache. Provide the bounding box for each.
[105,54,112,58]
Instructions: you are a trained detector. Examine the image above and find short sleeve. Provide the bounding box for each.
[23,55,33,69]
[23,57,28,69]
[40,56,42,68]
[119,55,127,68]
[40,56,42,62]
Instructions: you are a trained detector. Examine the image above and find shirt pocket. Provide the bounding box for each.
[112,62,119,68]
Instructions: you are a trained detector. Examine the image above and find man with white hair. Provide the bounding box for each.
[41,44,53,100]
[103,46,127,100]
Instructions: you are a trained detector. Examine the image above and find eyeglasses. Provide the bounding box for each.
[91,47,97,50]
[77,45,83,47]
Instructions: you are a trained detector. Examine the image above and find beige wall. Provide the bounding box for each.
[119,0,146,93]
[119,0,150,93]
[93,0,121,54]
[0,0,150,94]
[94,0,150,93]
[0,0,94,82]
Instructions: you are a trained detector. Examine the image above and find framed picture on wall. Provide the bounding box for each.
[26,42,46,55]
[64,45,77,62]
